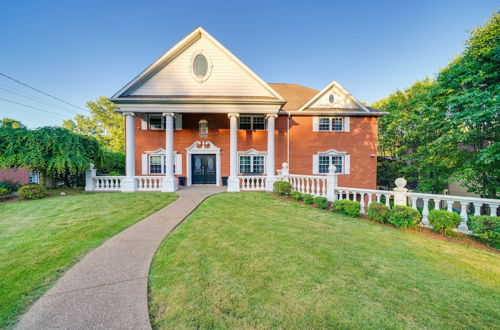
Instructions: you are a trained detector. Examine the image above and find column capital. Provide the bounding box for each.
[265,113,278,119]
[162,112,175,117]
[227,112,240,119]
[122,111,135,117]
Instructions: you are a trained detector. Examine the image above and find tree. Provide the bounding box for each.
[0,125,103,185]
[0,117,25,129]
[63,97,124,153]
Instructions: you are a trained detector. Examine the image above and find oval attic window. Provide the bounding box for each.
[328,94,335,104]
[193,54,208,78]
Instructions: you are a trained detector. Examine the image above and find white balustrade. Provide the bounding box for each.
[92,176,124,191]
[407,192,500,234]
[335,187,395,214]
[282,174,327,196]
[239,176,267,191]
[136,176,163,191]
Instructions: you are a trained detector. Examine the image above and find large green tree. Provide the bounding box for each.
[63,97,124,153]
[373,11,499,197]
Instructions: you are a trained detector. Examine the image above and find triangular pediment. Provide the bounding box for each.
[299,81,368,112]
[112,27,284,102]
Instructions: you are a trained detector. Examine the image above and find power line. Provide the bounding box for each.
[0,72,89,112]
[0,86,82,116]
[0,96,74,118]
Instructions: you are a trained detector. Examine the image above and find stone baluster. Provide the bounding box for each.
[490,204,499,217]
[458,202,471,234]
[446,200,453,212]
[473,203,482,216]
[421,198,430,227]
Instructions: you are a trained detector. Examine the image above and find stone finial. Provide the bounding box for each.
[282,162,289,170]
[328,165,337,174]
[89,163,95,170]
[395,178,407,189]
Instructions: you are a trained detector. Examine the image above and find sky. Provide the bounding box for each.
[0,0,497,128]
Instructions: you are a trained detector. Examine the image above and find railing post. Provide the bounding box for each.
[326,165,338,202]
[393,178,408,206]
[85,163,96,192]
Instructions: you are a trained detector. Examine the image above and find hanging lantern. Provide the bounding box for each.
[199,119,208,139]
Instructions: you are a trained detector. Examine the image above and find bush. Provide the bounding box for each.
[19,184,47,200]
[303,194,314,205]
[332,199,361,217]
[273,181,292,197]
[468,216,500,249]
[367,202,390,223]
[428,210,462,236]
[0,187,8,200]
[387,206,421,228]
[0,180,21,194]
[314,196,329,209]
[290,191,303,201]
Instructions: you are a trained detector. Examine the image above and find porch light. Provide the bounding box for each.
[199,119,208,139]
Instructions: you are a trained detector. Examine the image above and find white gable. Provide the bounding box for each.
[115,28,283,100]
[299,81,368,112]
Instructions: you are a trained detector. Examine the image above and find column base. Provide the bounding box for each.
[266,176,277,192]
[121,178,136,192]
[161,176,178,192]
[227,177,240,192]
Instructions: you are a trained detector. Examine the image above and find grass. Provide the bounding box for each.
[149,192,500,329]
[0,192,177,328]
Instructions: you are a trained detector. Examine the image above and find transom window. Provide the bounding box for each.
[149,155,175,174]
[319,155,343,173]
[239,116,265,130]
[319,117,343,131]
[239,155,265,174]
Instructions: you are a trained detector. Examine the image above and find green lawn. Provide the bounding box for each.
[149,192,500,329]
[0,192,177,328]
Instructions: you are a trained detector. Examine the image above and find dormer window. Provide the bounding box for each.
[191,51,212,82]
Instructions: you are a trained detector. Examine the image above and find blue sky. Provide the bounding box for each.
[0,0,497,128]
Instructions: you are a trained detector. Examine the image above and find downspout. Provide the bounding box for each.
[287,113,290,167]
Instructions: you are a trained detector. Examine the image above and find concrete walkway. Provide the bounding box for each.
[17,186,226,330]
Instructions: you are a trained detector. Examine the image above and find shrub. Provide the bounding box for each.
[19,184,47,200]
[428,209,462,236]
[367,202,390,223]
[290,191,303,201]
[273,181,291,197]
[468,216,500,249]
[0,180,21,194]
[0,187,8,201]
[314,196,329,209]
[387,206,421,228]
[332,200,361,217]
[303,194,314,205]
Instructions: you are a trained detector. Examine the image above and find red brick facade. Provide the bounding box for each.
[0,168,31,185]
[133,113,377,189]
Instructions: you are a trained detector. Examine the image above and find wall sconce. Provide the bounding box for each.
[199,119,208,139]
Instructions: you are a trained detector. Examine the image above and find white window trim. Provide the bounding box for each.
[189,50,213,83]
[238,149,267,175]
[318,117,343,131]
[238,115,266,130]
[146,114,182,130]
[29,172,39,184]
[313,149,349,175]
[143,149,181,175]
[313,116,350,132]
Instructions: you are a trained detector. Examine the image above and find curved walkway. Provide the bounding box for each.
[17,186,226,330]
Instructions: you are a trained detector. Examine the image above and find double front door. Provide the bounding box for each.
[192,154,216,184]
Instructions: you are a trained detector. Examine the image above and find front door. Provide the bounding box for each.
[192,154,216,184]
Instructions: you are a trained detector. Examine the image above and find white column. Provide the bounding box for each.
[326,165,338,202]
[227,113,240,192]
[121,112,136,192]
[393,178,408,206]
[265,114,278,191]
[161,112,177,192]
[85,163,96,192]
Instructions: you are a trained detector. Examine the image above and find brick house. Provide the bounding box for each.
[110,27,384,192]
[0,168,39,186]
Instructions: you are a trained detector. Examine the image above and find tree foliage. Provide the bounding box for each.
[0,125,103,182]
[373,11,499,197]
[63,97,124,153]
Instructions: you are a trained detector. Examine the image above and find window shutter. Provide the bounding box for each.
[142,154,148,174]
[344,155,350,174]
[174,114,182,130]
[344,117,350,132]
[175,153,182,175]
[141,115,148,130]
[312,117,319,132]
[312,154,319,174]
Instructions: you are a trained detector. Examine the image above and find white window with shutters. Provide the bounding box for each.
[312,149,350,175]
[312,116,350,132]
[141,149,182,175]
